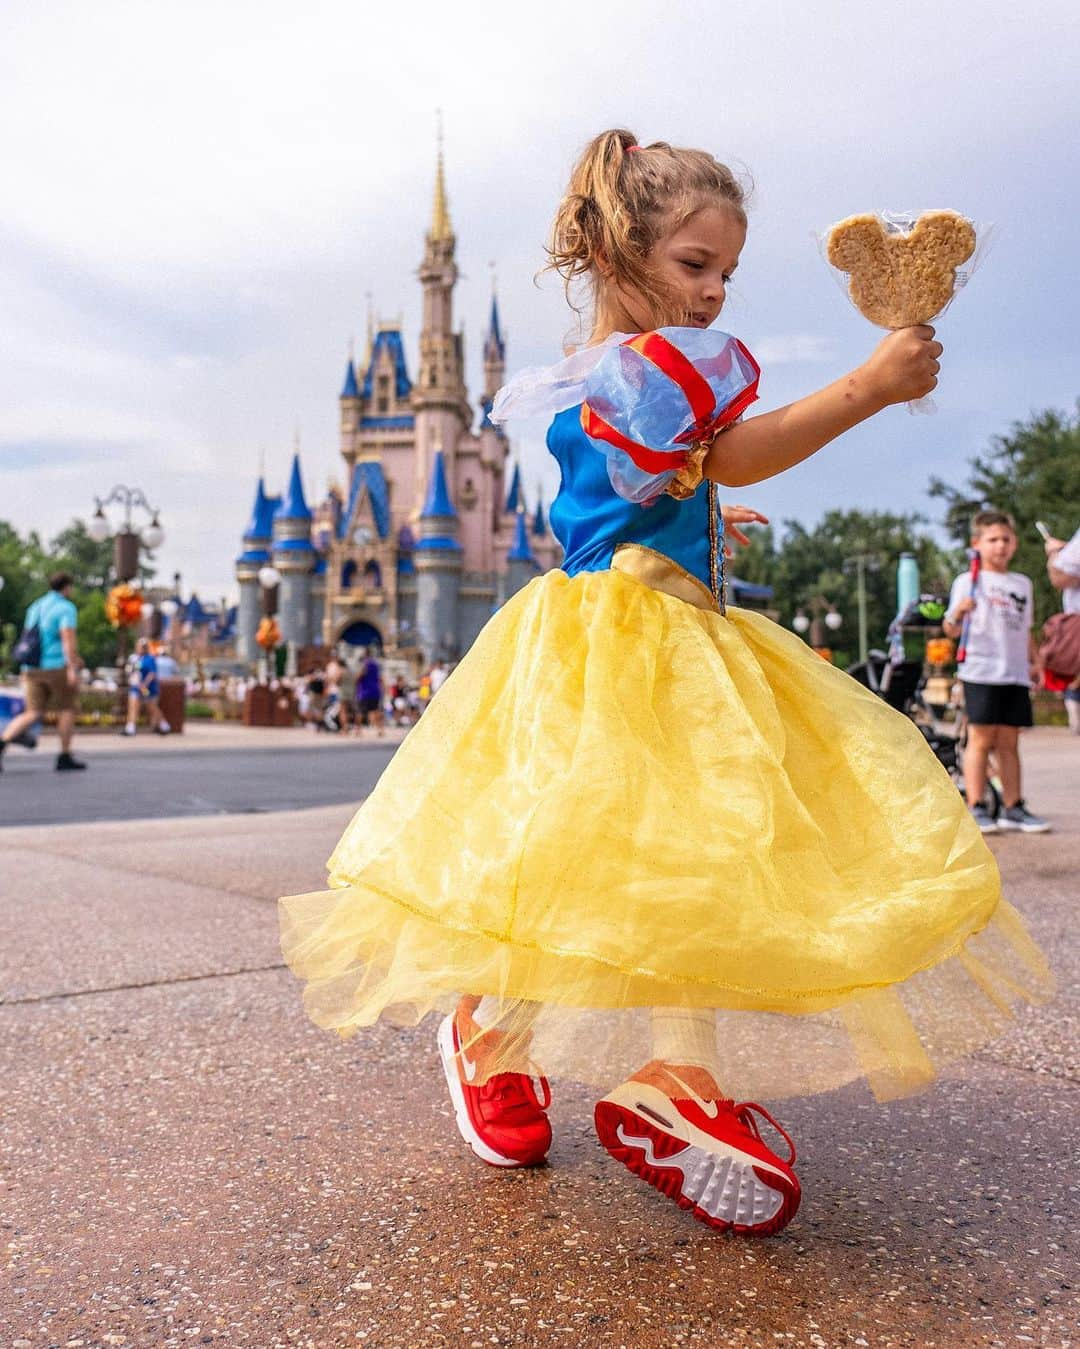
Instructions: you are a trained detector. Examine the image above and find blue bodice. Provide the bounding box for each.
[547,406,724,603]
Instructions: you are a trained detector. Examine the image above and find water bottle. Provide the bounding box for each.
[897,552,920,615]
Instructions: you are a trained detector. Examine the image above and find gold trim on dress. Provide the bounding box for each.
[611,543,722,614]
[665,443,709,500]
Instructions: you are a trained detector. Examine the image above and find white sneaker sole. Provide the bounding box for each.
[594,1082,800,1236]
[436,1015,531,1168]
[995,817,1051,833]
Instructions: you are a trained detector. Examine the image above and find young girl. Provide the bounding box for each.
[280,130,1051,1237]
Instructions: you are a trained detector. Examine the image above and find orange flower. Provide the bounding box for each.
[926,637,955,667]
[256,616,282,650]
[105,584,144,628]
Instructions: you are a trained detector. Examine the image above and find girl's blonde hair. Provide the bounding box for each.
[546,128,749,328]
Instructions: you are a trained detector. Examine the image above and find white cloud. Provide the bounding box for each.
[1,0,1077,600]
[751,335,837,366]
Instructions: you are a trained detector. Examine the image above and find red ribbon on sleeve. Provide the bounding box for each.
[580,331,760,476]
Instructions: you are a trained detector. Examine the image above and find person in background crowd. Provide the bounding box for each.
[355,647,385,737]
[944,511,1049,833]
[1044,526,1080,734]
[122,637,171,737]
[155,646,180,678]
[0,571,87,773]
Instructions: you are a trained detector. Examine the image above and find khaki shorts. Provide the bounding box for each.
[22,667,78,714]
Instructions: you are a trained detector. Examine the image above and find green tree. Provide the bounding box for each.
[0,516,150,674]
[73,589,117,671]
[929,404,1080,624]
[48,519,117,589]
[732,509,956,663]
[0,521,50,636]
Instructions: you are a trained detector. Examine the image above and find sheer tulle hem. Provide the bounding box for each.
[279,889,1052,1102]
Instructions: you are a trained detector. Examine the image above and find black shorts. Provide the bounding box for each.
[358,695,381,715]
[962,681,1033,728]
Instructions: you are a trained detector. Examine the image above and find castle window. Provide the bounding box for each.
[341,559,358,590]
[363,559,383,590]
[376,374,390,414]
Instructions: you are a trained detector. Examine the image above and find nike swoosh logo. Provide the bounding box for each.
[460,1049,479,1082]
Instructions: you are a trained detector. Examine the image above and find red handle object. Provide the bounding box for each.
[956,549,981,664]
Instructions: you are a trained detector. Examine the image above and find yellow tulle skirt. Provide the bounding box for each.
[280,549,1052,1101]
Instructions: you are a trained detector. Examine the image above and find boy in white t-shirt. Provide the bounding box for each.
[944,510,1049,834]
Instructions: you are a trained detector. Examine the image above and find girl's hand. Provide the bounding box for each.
[951,597,976,617]
[721,503,769,556]
[860,326,943,406]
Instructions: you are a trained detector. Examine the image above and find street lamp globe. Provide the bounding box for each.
[792,612,810,634]
[159,599,179,618]
[88,508,110,544]
[825,609,843,631]
[142,514,165,550]
[258,564,281,589]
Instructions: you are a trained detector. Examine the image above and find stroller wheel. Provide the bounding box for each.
[953,771,1002,819]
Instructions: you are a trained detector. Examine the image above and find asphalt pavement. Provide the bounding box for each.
[0,727,1075,1346]
[0,725,400,827]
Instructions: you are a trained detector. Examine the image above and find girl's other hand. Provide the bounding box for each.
[721,503,769,554]
[861,326,943,406]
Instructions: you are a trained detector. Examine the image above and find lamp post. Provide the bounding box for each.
[257,564,281,682]
[841,553,881,665]
[793,597,843,659]
[87,485,164,696]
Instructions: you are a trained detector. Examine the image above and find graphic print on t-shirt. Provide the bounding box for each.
[948,569,1033,686]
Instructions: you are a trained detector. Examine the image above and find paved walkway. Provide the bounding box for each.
[0,730,1075,1346]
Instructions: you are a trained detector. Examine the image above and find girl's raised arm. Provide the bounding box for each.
[706,327,941,488]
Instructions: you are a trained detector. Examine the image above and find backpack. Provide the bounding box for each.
[1039,611,1080,680]
[12,597,44,668]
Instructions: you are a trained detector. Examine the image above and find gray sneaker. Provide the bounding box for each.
[970,803,999,834]
[997,800,1051,833]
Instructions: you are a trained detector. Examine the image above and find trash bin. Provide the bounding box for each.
[245,684,278,726]
[158,678,186,733]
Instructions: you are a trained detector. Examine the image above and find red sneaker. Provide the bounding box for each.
[594,1061,800,1236]
[437,1002,552,1168]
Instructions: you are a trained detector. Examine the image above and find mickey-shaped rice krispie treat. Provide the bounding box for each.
[826,210,976,329]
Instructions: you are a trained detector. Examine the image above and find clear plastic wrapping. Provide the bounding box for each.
[820,210,991,414]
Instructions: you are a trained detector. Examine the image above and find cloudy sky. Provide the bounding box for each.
[2,0,1077,602]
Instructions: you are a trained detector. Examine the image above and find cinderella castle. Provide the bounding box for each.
[234,147,561,667]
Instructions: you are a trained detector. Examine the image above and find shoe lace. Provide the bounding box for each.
[666,1069,796,1166]
[478,1065,552,1115]
[732,1101,797,1166]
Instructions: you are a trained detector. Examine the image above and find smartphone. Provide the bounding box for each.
[1035,521,1052,541]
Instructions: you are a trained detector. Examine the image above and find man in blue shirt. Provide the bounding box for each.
[0,571,87,772]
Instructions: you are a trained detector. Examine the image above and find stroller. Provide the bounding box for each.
[848,648,958,776]
[846,594,1004,815]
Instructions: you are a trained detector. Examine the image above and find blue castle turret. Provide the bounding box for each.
[272,453,316,655]
[502,504,540,603]
[235,477,282,661]
[503,460,522,515]
[415,448,463,663]
[531,494,546,538]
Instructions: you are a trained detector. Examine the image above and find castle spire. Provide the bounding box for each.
[503,460,522,514]
[507,505,535,563]
[430,113,453,243]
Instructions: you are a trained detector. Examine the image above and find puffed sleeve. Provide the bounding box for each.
[580,328,759,505]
